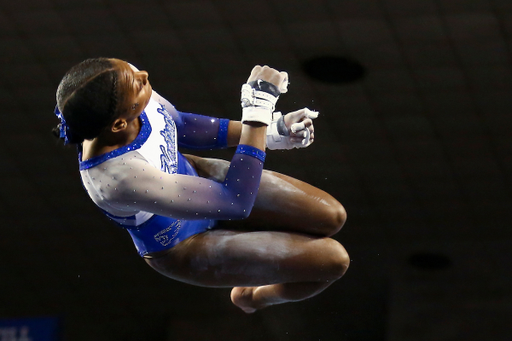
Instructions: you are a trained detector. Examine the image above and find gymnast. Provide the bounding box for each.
[53,58,349,313]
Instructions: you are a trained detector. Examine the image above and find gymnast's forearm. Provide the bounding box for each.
[226,120,242,147]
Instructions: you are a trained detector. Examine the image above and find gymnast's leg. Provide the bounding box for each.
[184,154,347,237]
[174,155,350,312]
[145,229,350,313]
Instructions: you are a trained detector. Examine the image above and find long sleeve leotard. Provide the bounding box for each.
[80,91,265,256]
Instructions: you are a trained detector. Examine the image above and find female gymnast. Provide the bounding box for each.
[53,58,349,313]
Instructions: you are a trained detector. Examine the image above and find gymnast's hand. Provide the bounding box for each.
[285,107,318,147]
[266,108,319,150]
[246,65,289,92]
[241,65,289,126]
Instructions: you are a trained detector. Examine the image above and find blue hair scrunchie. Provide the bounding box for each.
[54,105,72,144]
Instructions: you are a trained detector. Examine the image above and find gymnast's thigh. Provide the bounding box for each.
[184,154,346,236]
[145,229,346,288]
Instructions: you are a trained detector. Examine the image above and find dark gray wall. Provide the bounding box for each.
[0,0,511,340]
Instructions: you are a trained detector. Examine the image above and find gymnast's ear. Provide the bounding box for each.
[111,118,128,133]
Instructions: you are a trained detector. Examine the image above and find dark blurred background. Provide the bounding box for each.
[0,0,511,340]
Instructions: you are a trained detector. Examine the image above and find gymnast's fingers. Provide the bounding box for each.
[247,65,288,91]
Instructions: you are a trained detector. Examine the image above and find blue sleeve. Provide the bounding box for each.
[175,111,230,150]
[104,145,266,221]
[216,144,266,219]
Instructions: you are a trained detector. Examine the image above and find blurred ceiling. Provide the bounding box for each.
[0,0,511,340]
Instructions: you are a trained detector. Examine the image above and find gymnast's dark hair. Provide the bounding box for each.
[53,58,120,144]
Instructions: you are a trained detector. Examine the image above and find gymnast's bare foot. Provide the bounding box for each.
[230,287,258,314]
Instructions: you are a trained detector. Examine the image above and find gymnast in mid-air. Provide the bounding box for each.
[54,58,349,313]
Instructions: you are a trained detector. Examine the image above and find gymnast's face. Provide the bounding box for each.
[111,59,152,121]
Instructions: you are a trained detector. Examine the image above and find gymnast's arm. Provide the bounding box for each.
[151,90,316,151]
[99,64,275,220]
[151,90,243,150]
[172,109,319,150]
[175,111,243,149]
[97,141,264,221]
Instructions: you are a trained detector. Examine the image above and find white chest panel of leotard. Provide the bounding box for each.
[137,95,178,174]
[80,93,181,222]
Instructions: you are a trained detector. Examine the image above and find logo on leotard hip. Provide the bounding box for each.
[154,220,182,247]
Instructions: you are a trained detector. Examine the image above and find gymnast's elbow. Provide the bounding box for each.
[225,203,254,220]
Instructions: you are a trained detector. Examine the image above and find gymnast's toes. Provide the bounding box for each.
[230,287,257,314]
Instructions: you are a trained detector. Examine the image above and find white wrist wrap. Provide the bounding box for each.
[266,112,283,146]
[241,84,278,108]
[242,106,272,126]
[241,83,279,125]
[266,112,293,150]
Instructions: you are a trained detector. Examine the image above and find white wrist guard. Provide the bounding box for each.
[240,81,280,126]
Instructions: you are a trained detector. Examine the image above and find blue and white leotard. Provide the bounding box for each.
[80,91,265,257]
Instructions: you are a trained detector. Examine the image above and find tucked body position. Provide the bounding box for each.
[54,58,349,313]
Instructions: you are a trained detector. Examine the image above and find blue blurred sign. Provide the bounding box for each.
[0,317,59,341]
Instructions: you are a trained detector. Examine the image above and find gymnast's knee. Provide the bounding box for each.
[325,239,350,280]
[323,202,347,236]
